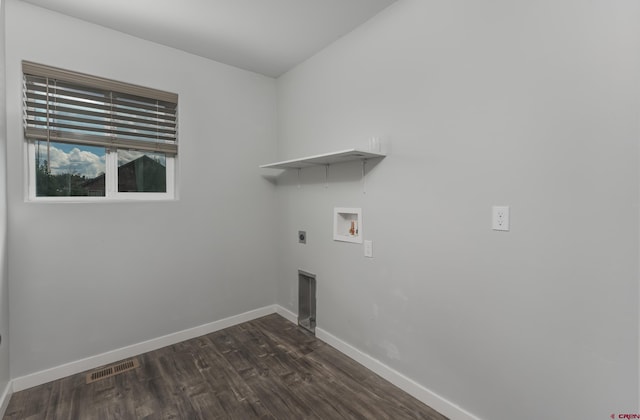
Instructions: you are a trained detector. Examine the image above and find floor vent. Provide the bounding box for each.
[86,358,140,384]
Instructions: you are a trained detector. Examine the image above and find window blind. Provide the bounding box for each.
[22,61,178,155]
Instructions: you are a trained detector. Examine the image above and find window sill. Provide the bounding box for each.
[26,195,178,204]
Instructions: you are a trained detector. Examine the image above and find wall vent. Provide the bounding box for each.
[298,270,316,334]
[86,358,139,384]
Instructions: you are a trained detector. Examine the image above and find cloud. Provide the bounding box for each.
[39,144,105,179]
[37,144,166,179]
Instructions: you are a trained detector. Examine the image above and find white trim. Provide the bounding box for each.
[9,304,479,420]
[12,305,276,392]
[26,140,34,201]
[110,150,176,200]
[273,305,478,419]
[275,305,298,324]
[0,381,12,418]
[315,327,482,420]
[26,141,176,202]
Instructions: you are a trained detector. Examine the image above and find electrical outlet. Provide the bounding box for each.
[364,240,373,258]
[492,206,510,231]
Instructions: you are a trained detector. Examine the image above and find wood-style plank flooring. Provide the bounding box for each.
[4,314,448,419]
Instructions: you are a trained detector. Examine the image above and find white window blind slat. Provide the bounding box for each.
[22,61,178,155]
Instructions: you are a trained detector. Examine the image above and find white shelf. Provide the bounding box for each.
[260,148,385,170]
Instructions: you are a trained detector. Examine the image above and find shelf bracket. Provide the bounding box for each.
[325,164,329,188]
[362,159,367,194]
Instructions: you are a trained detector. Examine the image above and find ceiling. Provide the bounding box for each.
[21,0,397,78]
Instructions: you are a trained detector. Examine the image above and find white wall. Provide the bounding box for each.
[5,0,278,378]
[0,0,11,400]
[275,1,640,419]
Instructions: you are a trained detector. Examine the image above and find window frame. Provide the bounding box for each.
[22,61,178,202]
[26,141,176,202]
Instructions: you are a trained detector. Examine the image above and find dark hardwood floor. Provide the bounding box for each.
[4,314,448,419]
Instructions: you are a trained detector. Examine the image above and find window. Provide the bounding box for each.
[23,61,178,200]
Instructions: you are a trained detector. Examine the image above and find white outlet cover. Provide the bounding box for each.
[364,240,373,258]
[492,206,510,231]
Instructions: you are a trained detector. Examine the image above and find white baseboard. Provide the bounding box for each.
[0,381,12,418]
[275,305,298,324]
[271,304,478,419]
[9,303,478,420]
[12,305,277,392]
[315,326,481,420]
